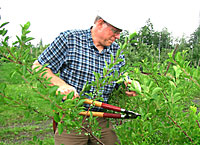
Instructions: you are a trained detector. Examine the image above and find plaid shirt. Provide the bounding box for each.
[38,28,125,111]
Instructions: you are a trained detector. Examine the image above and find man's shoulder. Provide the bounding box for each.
[62,28,90,38]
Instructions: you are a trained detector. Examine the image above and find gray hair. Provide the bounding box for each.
[94,15,103,24]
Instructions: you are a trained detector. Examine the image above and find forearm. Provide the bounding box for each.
[32,60,68,87]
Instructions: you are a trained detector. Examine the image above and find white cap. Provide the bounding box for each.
[97,9,127,30]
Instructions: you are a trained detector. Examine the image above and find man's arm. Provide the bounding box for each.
[32,60,79,99]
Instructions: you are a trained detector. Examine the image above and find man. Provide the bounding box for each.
[32,11,136,145]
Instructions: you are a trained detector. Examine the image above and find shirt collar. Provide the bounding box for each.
[87,27,112,54]
[87,27,95,48]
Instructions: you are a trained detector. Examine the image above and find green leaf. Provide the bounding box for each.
[111,54,114,63]
[16,35,22,45]
[10,71,16,79]
[67,91,74,99]
[54,113,60,123]
[24,21,31,30]
[89,111,93,125]
[152,87,162,95]
[174,96,181,103]
[129,32,137,40]
[21,34,26,41]
[33,136,38,142]
[116,49,120,58]
[2,41,8,47]
[81,82,91,92]
[93,71,100,80]
[58,123,63,135]
[0,22,9,28]
[173,66,182,78]
[116,77,124,84]
[24,30,31,35]
[108,63,114,69]
[130,40,138,44]
[2,29,8,36]
[190,106,197,114]
[49,85,59,95]
[41,72,47,78]
[169,81,176,89]
[131,80,141,93]
[114,70,119,78]
[24,37,34,43]
[124,37,128,44]
[22,65,26,75]
[76,99,86,107]
[0,83,7,93]
[122,43,127,49]
[103,68,107,77]
[105,60,108,68]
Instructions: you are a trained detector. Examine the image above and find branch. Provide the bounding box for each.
[22,76,64,111]
[0,92,52,119]
[5,46,17,61]
[167,115,193,143]
[0,53,17,63]
[164,44,179,76]
[0,48,48,89]
[173,60,200,88]
[81,127,105,145]
[196,120,200,128]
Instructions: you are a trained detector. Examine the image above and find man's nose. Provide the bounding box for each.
[115,33,120,39]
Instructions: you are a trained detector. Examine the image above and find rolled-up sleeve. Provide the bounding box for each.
[38,32,69,74]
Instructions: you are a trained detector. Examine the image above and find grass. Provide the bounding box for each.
[0,62,54,145]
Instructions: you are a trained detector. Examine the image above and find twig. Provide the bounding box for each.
[164,44,179,76]
[0,53,17,63]
[81,127,105,145]
[167,115,193,143]
[5,46,17,61]
[0,92,52,119]
[173,60,200,88]
[0,51,48,88]
[196,120,200,128]
[144,67,169,101]
[81,107,91,125]
[22,76,64,110]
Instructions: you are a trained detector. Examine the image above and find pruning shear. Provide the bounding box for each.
[79,99,141,119]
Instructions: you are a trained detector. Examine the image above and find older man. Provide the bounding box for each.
[32,11,135,145]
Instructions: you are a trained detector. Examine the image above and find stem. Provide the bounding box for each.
[5,46,17,61]
[164,44,178,76]
[81,127,105,145]
[0,92,52,119]
[196,120,200,128]
[80,100,104,145]
[144,67,169,101]
[22,76,64,111]
[167,115,193,143]
[81,107,91,125]
[173,60,200,88]
[0,53,17,63]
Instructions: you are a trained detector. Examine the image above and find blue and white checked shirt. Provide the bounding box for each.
[38,27,125,111]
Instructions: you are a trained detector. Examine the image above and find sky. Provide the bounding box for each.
[1,0,200,45]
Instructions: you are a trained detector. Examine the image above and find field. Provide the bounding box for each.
[0,63,54,145]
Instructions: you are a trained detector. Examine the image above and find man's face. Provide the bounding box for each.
[99,21,122,46]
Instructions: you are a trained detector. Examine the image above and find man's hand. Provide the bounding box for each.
[57,85,79,100]
[32,60,79,100]
[125,79,137,97]
[125,90,137,96]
